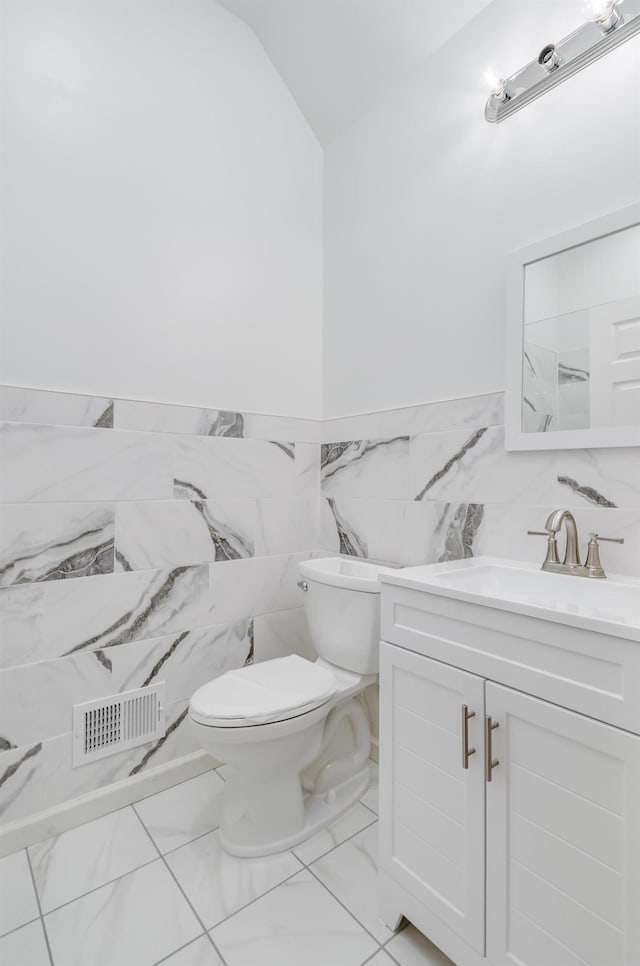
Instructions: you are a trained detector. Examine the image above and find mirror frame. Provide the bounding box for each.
[505,202,640,451]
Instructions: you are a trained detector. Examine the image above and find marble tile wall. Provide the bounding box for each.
[2,383,638,826]
[320,391,640,577]
[321,391,640,746]
[0,387,321,825]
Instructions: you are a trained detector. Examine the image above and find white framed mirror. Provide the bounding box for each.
[505,203,640,451]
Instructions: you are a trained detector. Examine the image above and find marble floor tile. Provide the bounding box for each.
[292,803,377,865]
[209,868,378,966]
[311,823,392,943]
[165,828,302,929]
[384,924,454,966]
[0,849,39,936]
[361,762,379,814]
[156,934,224,966]
[135,770,225,854]
[0,919,51,966]
[44,859,201,966]
[28,806,157,913]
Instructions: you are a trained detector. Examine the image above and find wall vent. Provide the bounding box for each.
[72,684,166,767]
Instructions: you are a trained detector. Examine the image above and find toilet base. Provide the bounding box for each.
[219,764,370,858]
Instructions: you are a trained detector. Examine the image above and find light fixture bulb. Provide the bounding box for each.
[580,0,622,31]
[484,67,509,101]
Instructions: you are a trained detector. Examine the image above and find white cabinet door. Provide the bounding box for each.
[379,642,486,954]
[486,683,640,966]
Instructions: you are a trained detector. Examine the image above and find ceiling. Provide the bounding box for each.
[218,0,495,145]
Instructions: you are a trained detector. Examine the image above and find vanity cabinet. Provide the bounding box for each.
[378,587,640,966]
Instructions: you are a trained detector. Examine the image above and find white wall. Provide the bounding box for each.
[0,0,323,417]
[322,0,640,418]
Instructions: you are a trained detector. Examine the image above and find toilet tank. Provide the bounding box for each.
[298,557,396,674]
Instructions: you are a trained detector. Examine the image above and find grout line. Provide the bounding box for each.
[381,949,403,965]
[32,854,160,917]
[305,860,387,950]
[360,799,378,819]
[200,864,306,932]
[380,919,409,952]
[293,811,377,866]
[151,933,207,966]
[24,848,55,966]
[131,804,230,966]
[0,917,40,942]
[160,824,222,858]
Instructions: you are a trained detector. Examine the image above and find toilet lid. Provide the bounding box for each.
[189,655,338,727]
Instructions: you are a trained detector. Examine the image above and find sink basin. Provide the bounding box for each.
[380,556,640,640]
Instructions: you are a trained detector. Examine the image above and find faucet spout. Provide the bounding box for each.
[544,509,581,567]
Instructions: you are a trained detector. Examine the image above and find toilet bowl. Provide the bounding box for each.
[189,556,394,857]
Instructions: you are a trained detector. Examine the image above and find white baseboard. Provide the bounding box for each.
[1,731,381,857]
[0,750,213,857]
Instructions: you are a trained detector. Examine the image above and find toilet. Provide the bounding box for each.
[189,556,393,857]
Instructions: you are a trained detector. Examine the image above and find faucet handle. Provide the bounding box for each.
[584,533,624,579]
[527,529,560,566]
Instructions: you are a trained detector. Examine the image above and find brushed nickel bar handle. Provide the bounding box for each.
[485,716,500,782]
[461,705,476,769]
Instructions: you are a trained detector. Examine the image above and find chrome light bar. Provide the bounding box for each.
[485,0,640,123]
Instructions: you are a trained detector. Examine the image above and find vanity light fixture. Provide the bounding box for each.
[484,0,640,122]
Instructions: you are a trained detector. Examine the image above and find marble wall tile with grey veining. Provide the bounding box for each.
[0,649,113,747]
[0,503,114,588]
[0,386,113,429]
[364,499,455,567]
[109,619,254,703]
[127,699,199,776]
[41,565,210,661]
[173,436,297,501]
[253,607,315,664]
[0,423,172,503]
[0,584,44,669]
[113,399,244,437]
[393,391,504,436]
[410,426,640,508]
[209,553,310,624]
[320,498,370,558]
[0,739,45,822]
[295,443,321,499]
[115,500,255,572]
[0,701,194,823]
[321,497,485,567]
[255,500,319,556]
[321,393,504,443]
[321,437,411,500]
[242,413,321,443]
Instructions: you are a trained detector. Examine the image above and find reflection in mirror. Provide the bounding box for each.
[522,224,640,434]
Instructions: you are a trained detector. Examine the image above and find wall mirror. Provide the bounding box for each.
[505,204,640,450]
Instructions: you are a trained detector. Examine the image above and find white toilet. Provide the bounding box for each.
[189,556,393,857]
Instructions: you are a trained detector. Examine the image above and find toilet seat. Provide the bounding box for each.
[189,655,338,728]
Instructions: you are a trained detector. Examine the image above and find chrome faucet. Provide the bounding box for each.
[528,509,624,578]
